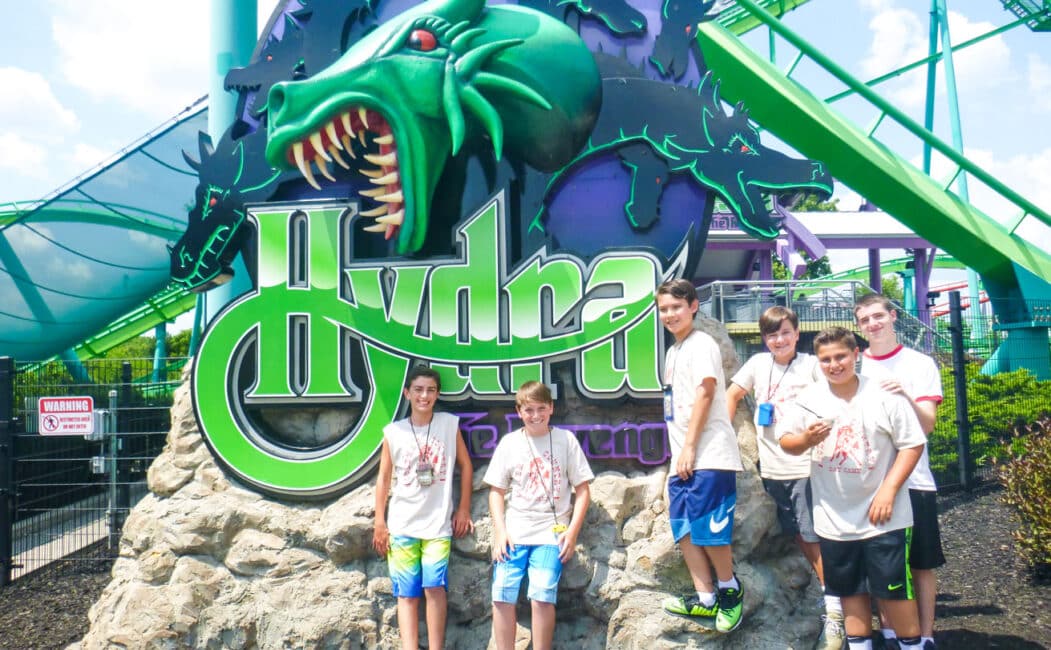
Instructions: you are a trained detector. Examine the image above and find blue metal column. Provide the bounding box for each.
[151,323,168,383]
[205,0,257,323]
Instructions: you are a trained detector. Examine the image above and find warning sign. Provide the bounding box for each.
[38,396,95,436]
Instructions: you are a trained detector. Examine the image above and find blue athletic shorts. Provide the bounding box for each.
[491,544,563,604]
[668,470,737,546]
[387,536,451,598]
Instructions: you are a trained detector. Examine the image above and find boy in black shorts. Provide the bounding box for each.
[780,327,926,650]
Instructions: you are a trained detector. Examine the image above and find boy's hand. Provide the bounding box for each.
[372,521,390,556]
[868,485,897,525]
[878,378,906,396]
[803,421,832,448]
[557,530,579,562]
[675,446,696,480]
[452,507,474,538]
[492,530,514,563]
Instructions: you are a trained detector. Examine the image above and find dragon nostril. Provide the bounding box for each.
[268,84,286,117]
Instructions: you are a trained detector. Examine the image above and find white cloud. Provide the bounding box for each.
[859,4,1012,109]
[0,133,49,175]
[1029,54,1051,111]
[68,142,114,171]
[50,0,211,118]
[0,67,79,136]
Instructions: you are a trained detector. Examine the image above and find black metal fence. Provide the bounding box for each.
[0,357,184,585]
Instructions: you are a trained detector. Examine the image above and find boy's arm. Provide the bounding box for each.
[372,439,393,556]
[725,383,747,421]
[451,431,474,538]
[489,486,513,562]
[558,482,591,562]
[878,380,939,434]
[779,421,831,455]
[868,443,923,525]
[677,377,716,479]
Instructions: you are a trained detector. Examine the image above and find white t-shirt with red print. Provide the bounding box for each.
[780,376,928,541]
[484,427,595,546]
[730,352,822,480]
[860,344,944,492]
[384,411,461,539]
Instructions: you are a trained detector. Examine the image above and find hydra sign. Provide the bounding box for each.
[192,192,680,498]
[182,0,832,500]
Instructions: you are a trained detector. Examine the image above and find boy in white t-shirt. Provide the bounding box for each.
[655,279,745,634]
[855,293,945,650]
[780,327,926,650]
[484,381,594,650]
[372,366,474,650]
[726,306,842,649]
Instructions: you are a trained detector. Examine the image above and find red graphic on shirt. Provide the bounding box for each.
[514,450,564,507]
[818,420,874,474]
[397,438,449,487]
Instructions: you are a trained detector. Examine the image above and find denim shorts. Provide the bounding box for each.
[491,544,563,604]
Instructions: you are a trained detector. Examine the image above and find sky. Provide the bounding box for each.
[0,0,1048,283]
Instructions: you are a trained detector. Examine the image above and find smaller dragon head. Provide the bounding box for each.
[264,0,601,255]
[689,74,833,239]
[170,132,282,291]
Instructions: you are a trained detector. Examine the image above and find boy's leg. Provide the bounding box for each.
[821,537,869,640]
[908,490,945,641]
[491,545,529,650]
[525,544,563,650]
[671,470,736,589]
[388,536,425,650]
[419,536,452,650]
[424,588,447,650]
[867,529,921,640]
[680,537,716,591]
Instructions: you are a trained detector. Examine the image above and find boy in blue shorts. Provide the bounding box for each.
[485,381,594,650]
[655,279,745,633]
[373,366,475,650]
[780,327,926,650]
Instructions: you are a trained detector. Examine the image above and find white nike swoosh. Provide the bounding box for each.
[709,506,735,534]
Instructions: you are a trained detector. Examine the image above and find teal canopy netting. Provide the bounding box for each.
[0,100,207,362]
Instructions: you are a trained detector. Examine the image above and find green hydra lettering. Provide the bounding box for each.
[264,0,600,255]
[193,194,668,497]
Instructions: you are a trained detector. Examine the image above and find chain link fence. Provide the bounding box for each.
[0,357,184,584]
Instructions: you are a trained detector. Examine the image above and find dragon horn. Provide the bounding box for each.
[427,0,485,23]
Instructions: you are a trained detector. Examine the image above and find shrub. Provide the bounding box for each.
[997,415,1051,576]
[930,366,1051,483]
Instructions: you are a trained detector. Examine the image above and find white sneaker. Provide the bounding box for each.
[816,611,846,650]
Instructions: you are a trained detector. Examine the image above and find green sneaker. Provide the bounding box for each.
[662,593,717,618]
[715,582,744,632]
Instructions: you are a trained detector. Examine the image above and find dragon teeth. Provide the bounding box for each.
[359,167,384,179]
[358,129,366,146]
[340,135,357,159]
[359,187,387,198]
[374,134,394,145]
[360,205,389,217]
[293,142,322,191]
[341,112,354,135]
[376,210,404,226]
[310,133,331,162]
[375,189,403,203]
[369,172,399,186]
[328,145,350,169]
[362,223,387,233]
[325,122,343,150]
[358,107,369,130]
[364,152,396,167]
[314,155,336,182]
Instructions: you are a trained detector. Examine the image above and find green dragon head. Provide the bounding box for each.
[264,0,601,255]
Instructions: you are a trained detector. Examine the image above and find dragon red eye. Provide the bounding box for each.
[209,196,218,207]
[739,145,751,153]
[408,29,437,52]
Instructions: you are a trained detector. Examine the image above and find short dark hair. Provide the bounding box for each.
[404,365,441,391]
[759,305,799,336]
[655,278,697,303]
[813,326,859,353]
[854,293,895,318]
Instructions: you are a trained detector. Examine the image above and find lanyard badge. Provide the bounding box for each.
[662,383,674,421]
